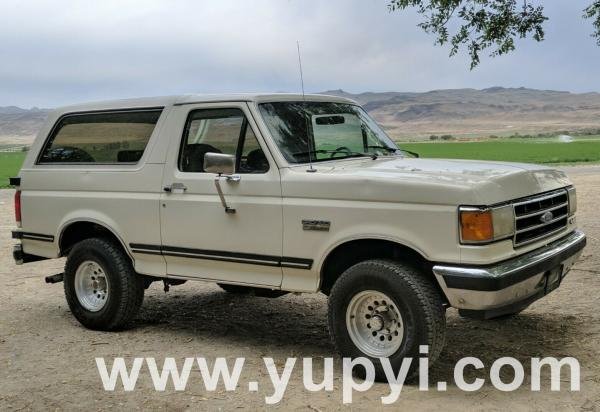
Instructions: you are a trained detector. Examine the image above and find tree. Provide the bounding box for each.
[388,0,600,69]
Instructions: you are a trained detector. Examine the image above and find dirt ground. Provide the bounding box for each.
[1,166,599,411]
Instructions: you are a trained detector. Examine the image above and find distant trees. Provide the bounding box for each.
[425,129,600,142]
[429,134,455,141]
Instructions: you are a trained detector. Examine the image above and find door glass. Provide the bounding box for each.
[179,108,268,173]
[239,126,269,173]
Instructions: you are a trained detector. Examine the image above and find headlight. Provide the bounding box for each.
[567,187,577,216]
[459,205,515,244]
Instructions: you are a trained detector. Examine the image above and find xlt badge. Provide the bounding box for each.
[302,220,331,231]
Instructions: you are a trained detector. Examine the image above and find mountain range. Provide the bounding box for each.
[3,87,600,144]
[0,106,50,145]
[322,87,600,139]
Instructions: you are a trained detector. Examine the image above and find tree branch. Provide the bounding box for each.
[584,0,600,45]
[388,0,548,69]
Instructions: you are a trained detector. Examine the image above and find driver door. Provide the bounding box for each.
[159,102,283,286]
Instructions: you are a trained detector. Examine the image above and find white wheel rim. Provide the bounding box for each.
[346,290,404,357]
[74,260,109,312]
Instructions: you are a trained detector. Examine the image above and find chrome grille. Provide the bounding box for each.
[513,189,569,247]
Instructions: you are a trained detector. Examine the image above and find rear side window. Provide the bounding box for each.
[38,109,162,164]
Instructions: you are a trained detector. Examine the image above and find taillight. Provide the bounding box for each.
[14,190,21,226]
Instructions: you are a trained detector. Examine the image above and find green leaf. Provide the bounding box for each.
[388,0,548,68]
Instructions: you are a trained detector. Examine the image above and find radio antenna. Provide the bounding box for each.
[297,41,316,172]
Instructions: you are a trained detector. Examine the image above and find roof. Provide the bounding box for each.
[54,93,357,113]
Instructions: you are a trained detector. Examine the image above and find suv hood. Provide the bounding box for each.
[284,157,571,205]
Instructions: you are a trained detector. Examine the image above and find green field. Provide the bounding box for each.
[0,152,26,188]
[0,137,599,188]
[399,138,600,164]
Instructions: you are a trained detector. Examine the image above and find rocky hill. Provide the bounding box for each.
[0,107,49,145]
[322,87,600,139]
[4,87,600,143]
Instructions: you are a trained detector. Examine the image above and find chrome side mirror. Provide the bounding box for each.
[204,152,240,214]
[204,152,235,175]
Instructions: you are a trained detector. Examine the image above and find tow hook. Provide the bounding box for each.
[45,273,64,284]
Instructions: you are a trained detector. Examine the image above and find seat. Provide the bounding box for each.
[244,149,269,173]
[182,144,222,172]
[117,150,144,162]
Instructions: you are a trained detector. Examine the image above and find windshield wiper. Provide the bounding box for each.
[400,149,419,158]
[367,145,419,158]
[366,145,399,153]
[292,149,376,160]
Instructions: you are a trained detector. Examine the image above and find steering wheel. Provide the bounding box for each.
[329,146,353,158]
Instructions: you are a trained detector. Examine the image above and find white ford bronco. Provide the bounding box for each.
[11,94,586,379]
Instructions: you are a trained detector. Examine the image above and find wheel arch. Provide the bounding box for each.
[58,218,132,261]
[318,237,438,295]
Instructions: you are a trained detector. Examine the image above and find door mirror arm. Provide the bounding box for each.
[214,173,238,214]
[204,153,241,214]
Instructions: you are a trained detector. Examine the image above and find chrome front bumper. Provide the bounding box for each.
[433,230,586,318]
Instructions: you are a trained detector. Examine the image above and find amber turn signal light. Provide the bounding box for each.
[460,209,493,243]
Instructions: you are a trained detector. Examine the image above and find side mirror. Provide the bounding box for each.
[204,152,235,175]
[204,152,239,214]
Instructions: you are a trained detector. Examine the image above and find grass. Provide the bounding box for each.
[0,137,598,189]
[398,138,600,164]
[0,152,26,188]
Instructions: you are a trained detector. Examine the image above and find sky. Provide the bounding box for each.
[1,0,600,108]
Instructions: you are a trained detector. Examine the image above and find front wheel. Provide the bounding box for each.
[328,259,446,382]
[64,238,144,330]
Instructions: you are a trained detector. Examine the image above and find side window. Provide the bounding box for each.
[38,110,162,164]
[179,108,269,173]
[238,125,269,173]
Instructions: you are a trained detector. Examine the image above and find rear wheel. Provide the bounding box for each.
[64,238,144,330]
[328,259,446,382]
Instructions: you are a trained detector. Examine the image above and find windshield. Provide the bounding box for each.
[258,101,399,163]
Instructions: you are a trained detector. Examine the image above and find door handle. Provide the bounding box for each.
[163,183,187,193]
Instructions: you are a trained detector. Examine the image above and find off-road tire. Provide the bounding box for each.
[328,259,446,382]
[64,238,144,330]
